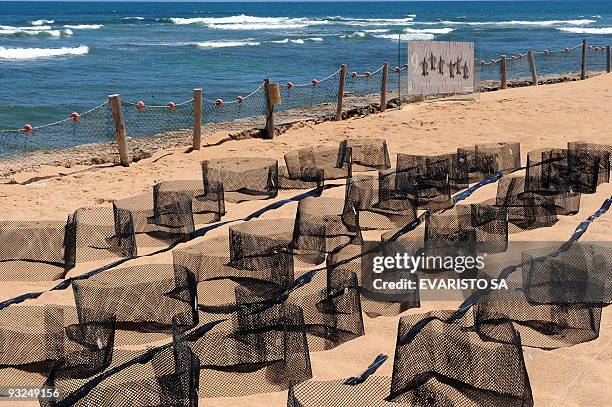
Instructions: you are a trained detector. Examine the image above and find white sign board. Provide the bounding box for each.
[407,40,475,96]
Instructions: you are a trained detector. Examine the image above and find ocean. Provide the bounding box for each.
[0,1,611,129]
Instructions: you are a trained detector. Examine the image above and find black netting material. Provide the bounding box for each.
[0,139,611,405]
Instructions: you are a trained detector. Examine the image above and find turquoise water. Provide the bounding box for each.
[0,1,611,128]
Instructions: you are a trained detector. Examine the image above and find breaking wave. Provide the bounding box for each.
[0,45,89,60]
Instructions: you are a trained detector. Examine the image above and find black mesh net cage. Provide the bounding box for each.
[111,180,224,256]
[458,142,521,182]
[202,157,278,203]
[342,174,418,231]
[173,220,296,314]
[566,141,611,186]
[0,305,116,399]
[186,299,312,398]
[336,139,391,173]
[0,218,76,281]
[293,196,362,265]
[424,203,509,257]
[288,311,533,407]
[494,174,569,232]
[284,139,390,183]
[474,242,611,349]
[388,311,533,407]
[326,239,420,319]
[71,263,198,336]
[526,147,608,195]
[395,153,460,211]
[40,316,200,407]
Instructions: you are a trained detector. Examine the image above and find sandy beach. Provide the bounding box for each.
[0,73,611,407]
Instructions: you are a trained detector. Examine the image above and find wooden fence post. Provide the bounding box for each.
[264,78,274,139]
[108,94,129,167]
[607,46,611,73]
[380,63,389,112]
[193,88,202,150]
[527,51,538,86]
[336,64,347,121]
[581,39,587,80]
[500,55,508,89]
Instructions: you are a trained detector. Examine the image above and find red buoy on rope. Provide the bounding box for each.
[565,47,570,52]
[23,124,33,134]
[587,45,593,50]
[286,82,294,89]
[543,50,549,54]
[167,102,177,110]
[136,101,145,110]
[70,112,80,122]
[490,59,496,64]
[393,66,400,73]
[364,71,371,78]
[351,71,357,78]
[215,99,223,107]
[480,60,486,65]
[235,96,244,103]
[311,79,319,87]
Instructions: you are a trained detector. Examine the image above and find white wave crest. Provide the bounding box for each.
[374,33,435,41]
[342,31,367,39]
[344,17,415,27]
[0,45,89,60]
[270,37,324,44]
[31,19,54,26]
[63,24,103,30]
[364,29,390,33]
[557,27,612,34]
[169,14,326,30]
[0,25,73,37]
[196,40,260,48]
[432,19,596,26]
[122,17,145,21]
[404,27,454,34]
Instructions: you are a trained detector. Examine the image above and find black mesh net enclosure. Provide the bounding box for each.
[567,141,611,186]
[284,145,349,182]
[337,139,391,173]
[187,301,312,398]
[526,147,607,195]
[173,222,295,314]
[202,157,278,203]
[281,266,365,352]
[112,180,223,255]
[327,240,420,318]
[288,311,533,407]
[40,317,200,407]
[458,142,521,182]
[72,263,197,335]
[0,218,76,281]
[425,204,509,256]
[279,165,320,190]
[472,243,608,349]
[495,175,564,232]
[521,243,612,305]
[293,196,362,265]
[0,305,116,394]
[388,311,533,407]
[342,174,418,231]
[395,153,456,210]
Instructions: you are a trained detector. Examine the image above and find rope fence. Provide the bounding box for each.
[1,40,610,176]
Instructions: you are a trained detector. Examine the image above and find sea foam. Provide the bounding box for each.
[557,27,612,34]
[0,45,89,60]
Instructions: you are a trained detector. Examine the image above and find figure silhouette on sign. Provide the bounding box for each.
[429,52,437,71]
[420,58,429,76]
[438,56,446,74]
[448,61,455,78]
[462,61,470,79]
[456,57,463,75]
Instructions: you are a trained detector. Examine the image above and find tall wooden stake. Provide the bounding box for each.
[581,39,587,80]
[527,51,538,86]
[264,78,274,139]
[380,63,389,112]
[607,46,611,73]
[500,55,508,89]
[335,64,347,121]
[193,88,202,150]
[108,94,129,167]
